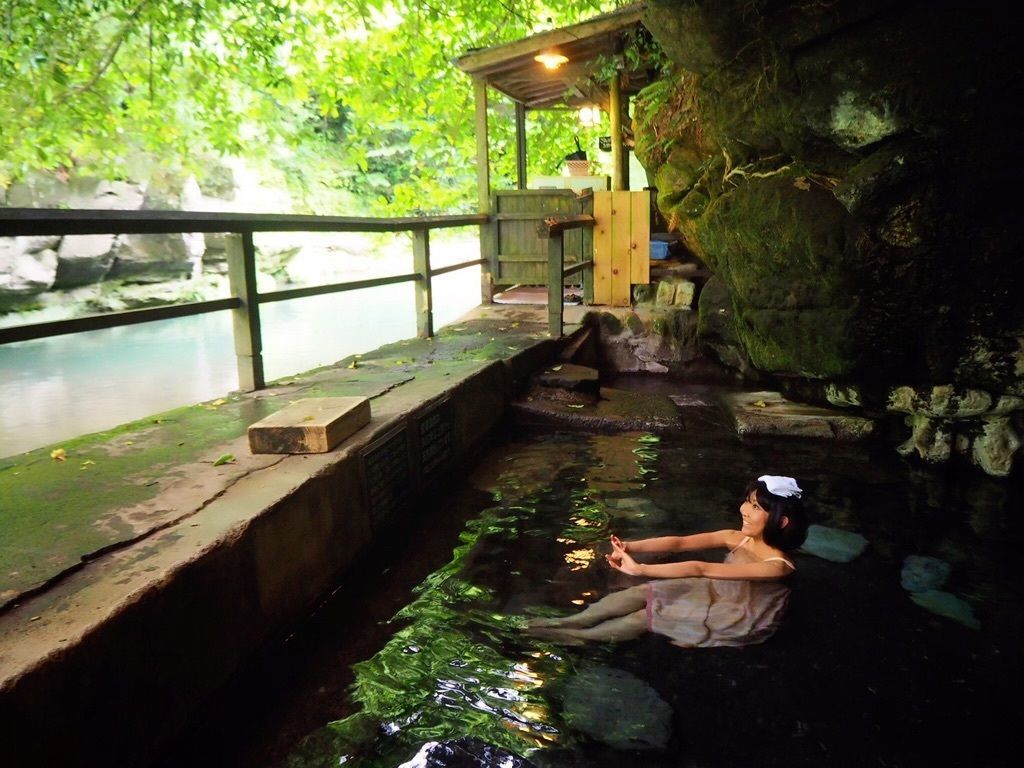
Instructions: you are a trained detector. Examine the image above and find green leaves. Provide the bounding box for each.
[2,1,629,211]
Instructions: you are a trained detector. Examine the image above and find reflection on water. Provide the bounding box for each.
[263,403,1022,768]
[0,267,479,457]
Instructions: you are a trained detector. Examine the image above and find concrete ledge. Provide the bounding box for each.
[0,338,559,767]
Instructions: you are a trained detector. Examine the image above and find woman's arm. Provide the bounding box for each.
[606,541,790,581]
[612,529,738,554]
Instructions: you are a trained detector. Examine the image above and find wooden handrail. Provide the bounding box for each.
[545,221,596,337]
[0,209,493,392]
[563,259,594,278]
[0,208,489,236]
[0,298,242,345]
[536,214,596,238]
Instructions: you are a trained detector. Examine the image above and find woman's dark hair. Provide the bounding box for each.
[745,479,809,551]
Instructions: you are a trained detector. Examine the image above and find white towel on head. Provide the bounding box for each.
[758,475,802,498]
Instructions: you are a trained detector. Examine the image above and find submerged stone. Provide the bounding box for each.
[397,737,536,768]
[561,665,672,751]
[603,496,667,522]
[800,524,869,563]
[910,590,980,630]
[900,555,952,593]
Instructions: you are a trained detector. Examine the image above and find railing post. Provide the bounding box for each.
[547,233,564,337]
[474,76,495,304]
[226,231,265,391]
[413,229,433,338]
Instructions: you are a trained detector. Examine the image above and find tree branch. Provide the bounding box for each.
[56,0,153,105]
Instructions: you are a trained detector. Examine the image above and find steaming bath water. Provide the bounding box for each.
[166,382,1023,768]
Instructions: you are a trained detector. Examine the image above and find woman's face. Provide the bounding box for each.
[740,490,770,538]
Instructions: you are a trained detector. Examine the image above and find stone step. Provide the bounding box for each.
[536,362,600,392]
[722,390,874,441]
[512,386,682,433]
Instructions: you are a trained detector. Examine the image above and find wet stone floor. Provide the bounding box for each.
[162,379,1024,768]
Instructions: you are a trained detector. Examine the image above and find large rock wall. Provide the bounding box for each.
[1,175,196,312]
[635,0,1022,474]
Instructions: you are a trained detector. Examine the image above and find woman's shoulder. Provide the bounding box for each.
[722,530,748,549]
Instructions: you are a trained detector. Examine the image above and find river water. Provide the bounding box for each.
[0,256,480,458]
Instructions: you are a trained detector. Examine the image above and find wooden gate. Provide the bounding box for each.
[593,190,650,307]
[488,189,592,288]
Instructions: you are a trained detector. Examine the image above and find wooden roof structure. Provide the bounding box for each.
[454,3,654,110]
[457,3,657,208]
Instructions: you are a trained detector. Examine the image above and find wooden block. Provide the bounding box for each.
[248,397,371,454]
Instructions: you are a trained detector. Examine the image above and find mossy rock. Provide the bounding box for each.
[693,172,865,377]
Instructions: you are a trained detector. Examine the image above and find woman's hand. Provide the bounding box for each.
[606,537,645,577]
[609,534,628,553]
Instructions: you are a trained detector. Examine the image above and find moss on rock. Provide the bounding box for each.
[635,0,1021,404]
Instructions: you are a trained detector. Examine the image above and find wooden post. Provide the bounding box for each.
[609,70,625,192]
[515,101,527,190]
[475,76,495,303]
[583,260,594,305]
[413,229,433,338]
[547,234,564,337]
[226,231,265,391]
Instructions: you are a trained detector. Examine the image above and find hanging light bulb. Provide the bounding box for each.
[577,106,600,126]
[534,50,569,70]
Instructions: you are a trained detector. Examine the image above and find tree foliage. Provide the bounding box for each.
[0,1,639,214]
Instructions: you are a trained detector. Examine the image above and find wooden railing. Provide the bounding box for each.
[0,209,488,390]
[539,214,596,336]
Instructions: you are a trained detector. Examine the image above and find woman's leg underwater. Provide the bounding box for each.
[527,609,648,644]
[525,585,647,628]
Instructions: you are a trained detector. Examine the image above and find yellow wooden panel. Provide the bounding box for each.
[630,190,650,285]
[593,191,612,305]
[611,191,632,306]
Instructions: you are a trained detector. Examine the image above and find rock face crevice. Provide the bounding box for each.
[635,0,1021,474]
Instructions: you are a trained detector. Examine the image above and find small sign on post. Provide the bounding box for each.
[248,397,371,454]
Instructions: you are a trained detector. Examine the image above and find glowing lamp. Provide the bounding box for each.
[534,50,569,70]
[577,106,600,126]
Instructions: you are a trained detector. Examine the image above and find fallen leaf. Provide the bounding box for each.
[550,365,563,372]
[50,448,66,462]
[29,615,41,622]
[753,400,767,408]
[793,176,811,191]
[213,453,235,466]
[566,404,585,409]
